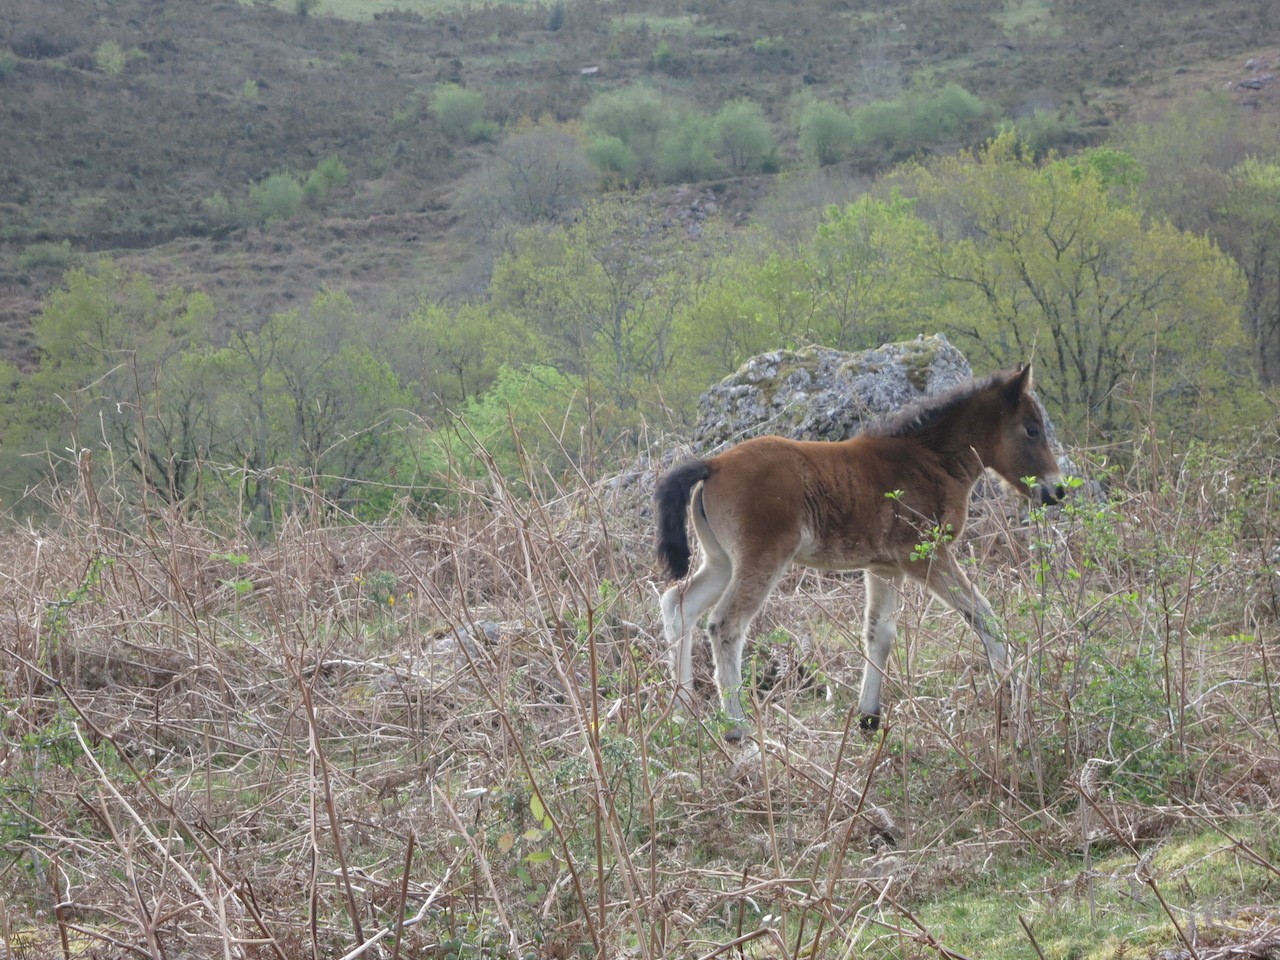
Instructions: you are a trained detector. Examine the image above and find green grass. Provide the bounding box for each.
[1000,0,1060,37]
[250,0,535,18]
[871,826,1280,960]
[608,13,720,36]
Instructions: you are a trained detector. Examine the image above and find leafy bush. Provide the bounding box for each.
[586,135,639,183]
[584,87,738,184]
[427,364,587,494]
[712,100,777,175]
[17,240,74,272]
[1000,108,1086,157]
[201,189,238,231]
[909,82,992,141]
[93,40,125,77]
[466,118,500,143]
[302,154,349,207]
[796,98,857,166]
[656,113,722,183]
[431,83,492,144]
[853,83,994,163]
[249,172,304,224]
[583,86,668,181]
[0,49,17,80]
[750,36,791,60]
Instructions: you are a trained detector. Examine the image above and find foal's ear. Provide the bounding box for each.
[1003,364,1033,403]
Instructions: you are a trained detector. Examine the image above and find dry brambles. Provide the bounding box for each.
[0,428,1278,959]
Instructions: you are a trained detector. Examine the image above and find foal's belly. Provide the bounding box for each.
[793,528,892,571]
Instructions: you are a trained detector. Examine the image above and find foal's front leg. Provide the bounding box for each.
[911,549,1018,708]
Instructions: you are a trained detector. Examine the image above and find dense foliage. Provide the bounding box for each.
[2,121,1271,521]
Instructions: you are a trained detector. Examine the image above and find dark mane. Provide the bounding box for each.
[862,372,1003,440]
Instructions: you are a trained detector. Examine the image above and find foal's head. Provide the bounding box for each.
[985,366,1066,506]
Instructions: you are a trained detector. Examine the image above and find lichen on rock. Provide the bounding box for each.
[692,334,972,451]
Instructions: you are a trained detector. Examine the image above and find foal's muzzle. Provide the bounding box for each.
[1036,478,1067,505]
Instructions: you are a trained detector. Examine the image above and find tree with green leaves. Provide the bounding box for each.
[387,301,536,414]
[2,261,216,506]
[489,197,723,445]
[712,100,777,176]
[668,245,817,389]
[430,84,495,144]
[906,132,1250,440]
[801,191,939,349]
[1115,97,1280,388]
[796,97,856,167]
[583,86,670,182]
[1222,158,1280,387]
[211,291,412,518]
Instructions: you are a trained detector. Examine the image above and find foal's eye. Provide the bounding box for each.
[1025,421,1041,439]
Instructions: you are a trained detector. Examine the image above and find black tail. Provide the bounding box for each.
[655,459,712,580]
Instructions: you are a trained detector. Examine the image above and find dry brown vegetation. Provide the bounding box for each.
[1,420,1278,958]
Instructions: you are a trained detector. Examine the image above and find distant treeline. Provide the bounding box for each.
[3,101,1277,523]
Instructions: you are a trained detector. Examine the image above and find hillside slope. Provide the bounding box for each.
[1,0,1276,361]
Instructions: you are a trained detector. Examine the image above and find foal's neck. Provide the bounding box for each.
[912,403,997,487]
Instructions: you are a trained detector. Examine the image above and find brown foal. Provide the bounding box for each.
[655,366,1065,740]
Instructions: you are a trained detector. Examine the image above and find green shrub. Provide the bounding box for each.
[1000,108,1086,157]
[852,83,994,162]
[586,135,640,183]
[202,190,240,231]
[431,83,491,144]
[427,364,587,495]
[0,49,17,80]
[656,113,722,183]
[651,39,672,70]
[712,100,777,175]
[750,36,791,59]
[249,173,304,224]
[797,98,857,166]
[908,82,992,141]
[93,40,125,77]
[466,118,500,143]
[17,240,74,271]
[583,86,668,179]
[241,78,259,101]
[302,154,349,207]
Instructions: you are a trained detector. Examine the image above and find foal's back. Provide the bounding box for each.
[699,432,966,572]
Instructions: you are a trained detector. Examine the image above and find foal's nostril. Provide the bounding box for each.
[1038,482,1066,505]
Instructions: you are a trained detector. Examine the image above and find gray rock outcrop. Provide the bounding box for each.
[609,334,1079,516]
[691,334,972,451]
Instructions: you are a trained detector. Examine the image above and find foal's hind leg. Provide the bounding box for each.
[660,488,731,710]
[857,569,904,733]
[706,553,794,741]
[660,557,730,709]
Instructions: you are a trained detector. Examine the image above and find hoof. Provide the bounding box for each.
[859,713,880,734]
